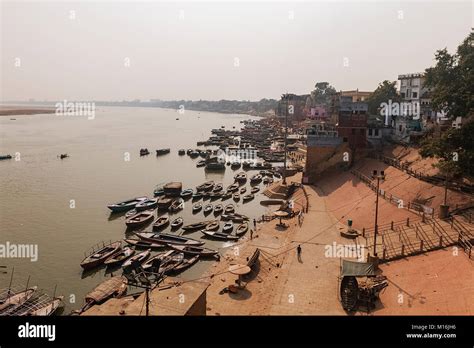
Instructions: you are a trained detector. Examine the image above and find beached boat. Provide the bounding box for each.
[192,202,202,213]
[152,215,170,231]
[122,249,151,268]
[157,197,173,210]
[180,189,193,199]
[240,187,247,194]
[0,287,37,314]
[135,232,204,246]
[156,148,170,156]
[213,183,223,192]
[124,238,165,249]
[181,220,215,232]
[250,174,263,183]
[214,204,223,215]
[224,204,235,214]
[233,193,240,201]
[125,209,138,218]
[196,181,214,192]
[26,296,64,316]
[226,183,239,192]
[242,194,254,202]
[251,187,260,194]
[169,198,184,212]
[235,222,249,236]
[135,198,158,211]
[196,160,206,167]
[203,204,213,215]
[205,221,220,231]
[107,197,147,213]
[171,245,219,258]
[80,241,122,270]
[201,230,239,241]
[125,210,154,228]
[170,217,184,229]
[104,247,135,266]
[234,172,247,182]
[223,222,233,233]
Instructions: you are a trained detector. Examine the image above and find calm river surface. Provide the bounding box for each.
[0,106,275,313]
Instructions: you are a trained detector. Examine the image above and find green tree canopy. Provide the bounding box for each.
[310,82,337,106]
[366,80,400,115]
[424,30,474,119]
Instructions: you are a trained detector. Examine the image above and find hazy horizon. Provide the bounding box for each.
[1,1,472,102]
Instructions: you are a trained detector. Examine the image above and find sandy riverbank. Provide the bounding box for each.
[0,105,56,116]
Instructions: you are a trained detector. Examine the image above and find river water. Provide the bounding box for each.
[0,106,276,313]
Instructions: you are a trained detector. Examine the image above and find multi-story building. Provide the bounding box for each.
[339,89,372,102]
[336,96,368,148]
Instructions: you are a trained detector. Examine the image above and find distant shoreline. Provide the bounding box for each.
[0,105,56,116]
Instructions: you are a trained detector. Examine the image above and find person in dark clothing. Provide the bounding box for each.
[297,244,302,262]
[253,218,257,230]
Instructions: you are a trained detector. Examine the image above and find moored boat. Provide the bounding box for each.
[124,238,166,249]
[214,204,223,215]
[135,198,158,211]
[235,222,249,236]
[107,197,147,213]
[251,187,260,194]
[224,204,235,214]
[125,210,154,228]
[26,296,64,316]
[242,193,254,202]
[192,202,202,213]
[178,149,186,155]
[157,197,173,210]
[104,247,135,266]
[169,198,184,213]
[226,183,239,192]
[152,215,170,231]
[196,181,214,192]
[201,230,239,241]
[125,209,138,218]
[205,220,220,231]
[180,189,193,199]
[135,232,204,246]
[250,174,263,183]
[170,217,184,230]
[233,193,240,201]
[122,249,151,268]
[203,204,213,215]
[213,183,223,192]
[156,148,171,156]
[170,245,219,258]
[196,160,206,167]
[0,154,12,160]
[181,220,215,232]
[240,187,247,194]
[0,287,38,314]
[223,222,233,233]
[234,172,247,182]
[80,241,122,270]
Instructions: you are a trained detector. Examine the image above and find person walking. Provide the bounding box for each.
[253,218,257,230]
[297,244,302,262]
[250,229,254,240]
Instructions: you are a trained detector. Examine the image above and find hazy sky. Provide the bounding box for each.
[1,1,472,101]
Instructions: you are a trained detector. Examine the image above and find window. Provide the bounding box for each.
[413,92,418,98]
[374,129,379,136]
[399,125,403,132]
[401,92,405,99]
[368,129,373,136]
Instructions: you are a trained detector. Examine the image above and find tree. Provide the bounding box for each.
[420,116,474,178]
[424,30,474,119]
[310,82,336,106]
[366,80,400,115]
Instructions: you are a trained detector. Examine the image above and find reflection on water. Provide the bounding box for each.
[0,106,277,313]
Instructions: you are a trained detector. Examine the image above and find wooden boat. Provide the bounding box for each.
[226,183,239,192]
[81,276,127,313]
[125,210,154,228]
[0,154,12,160]
[181,220,214,232]
[209,191,223,200]
[156,148,170,156]
[192,192,203,200]
[125,209,138,218]
[192,202,202,213]
[196,181,214,192]
[196,160,206,167]
[153,184,165,197]
[180,189,193,199]
[104,247,135,266]
[124,238,165,250]
[152,215,169,231]
[80,241,122,270]
[201,230,239,241]
[220,214,246,223]
[0,287,37,314]
[263,177,274,185]
[122,249,151,268]
[233,193,240,201]
[140,148,150,156]
[135,232,204,246]
[213,183,223,192]
[203,204,213,215]
[242,194,254,202]
[178,149,185,155]
[189,151,200,158]
[234,172,247,182]
[157,197,173,210]
[171,245,219,258]
[221,191,232,200]
[135,198,158,211]
[251,187,260,194]
[205,221,220,231]
[59,153,69,159]
[169,198,184,212]
[235,222,249,236]
[172,254,199,273]
[27,296,64,316]
[171,217,184,229]
[214,204,223,215]
[107,197,147,213]
[223,222,234,233]
[240,187,247,194]
[230,162,241,169]
[224,204,235,214]
[202,191,211,200]
[142,250,177,271]
[205,162,225,171]
[250,174,263,183]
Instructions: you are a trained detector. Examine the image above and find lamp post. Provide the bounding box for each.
[372,170,385,257]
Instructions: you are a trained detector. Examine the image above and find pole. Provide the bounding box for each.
[283,94,288,185]
[444,173,448,205]
[145,287,149,316]
[373,177,380,257]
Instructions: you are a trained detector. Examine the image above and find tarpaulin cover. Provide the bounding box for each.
[341,259,375,277]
